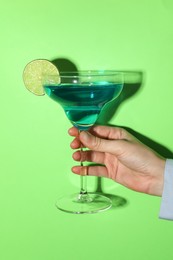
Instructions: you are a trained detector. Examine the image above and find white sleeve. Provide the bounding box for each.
[159,159,173,220]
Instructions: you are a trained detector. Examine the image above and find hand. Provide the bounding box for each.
[69,125,166,196]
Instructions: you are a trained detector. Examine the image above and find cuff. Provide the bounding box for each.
[159,159,173,220]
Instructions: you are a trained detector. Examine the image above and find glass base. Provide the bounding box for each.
[56,192,112,214]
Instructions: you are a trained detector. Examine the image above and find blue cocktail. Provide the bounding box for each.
[43,71,124,213]
[44,82,123,130]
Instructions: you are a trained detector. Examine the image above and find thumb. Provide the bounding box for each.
[80,131,122,155]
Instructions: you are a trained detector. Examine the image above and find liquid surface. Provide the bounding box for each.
[44,83,123,130]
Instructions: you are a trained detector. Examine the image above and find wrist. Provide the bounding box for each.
[150,158,166,196]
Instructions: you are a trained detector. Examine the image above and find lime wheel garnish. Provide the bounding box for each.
[23,59,59,96]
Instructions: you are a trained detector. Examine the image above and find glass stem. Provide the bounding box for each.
[79,131,87,195]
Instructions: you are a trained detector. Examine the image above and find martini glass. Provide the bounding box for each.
[43,70,124,214]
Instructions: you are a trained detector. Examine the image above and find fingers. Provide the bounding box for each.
[72,165,108,178]
[72,150,105,164]
[69,125,134,141]
[69,129,131,158]
[90,125,135,141]
[69,125,139,170]
[69,127,85,149]
[79,131,126,156]
[68,127,79,137]
[69,126,136,151]
[70,137,81,149]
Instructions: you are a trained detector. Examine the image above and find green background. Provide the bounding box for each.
[1,0,173,259]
